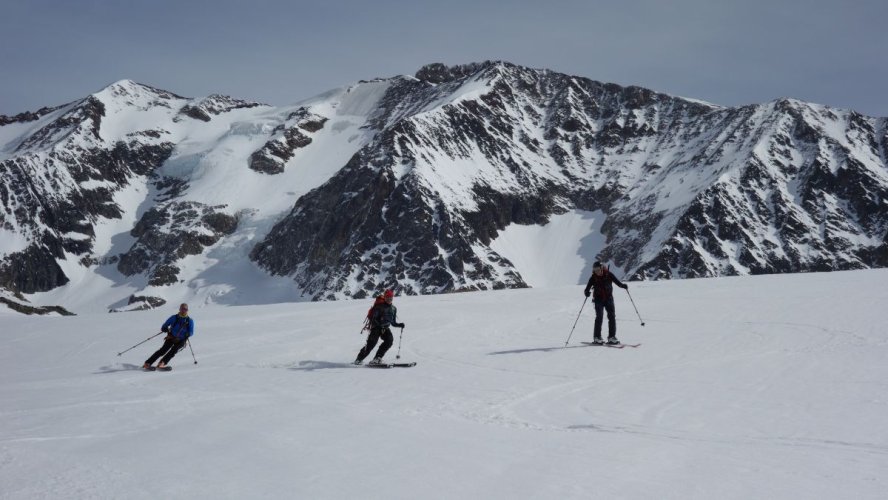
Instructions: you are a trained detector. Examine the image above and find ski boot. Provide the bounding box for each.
[368,357,383,366]
[591,338,604,345]
[606,337,620,345]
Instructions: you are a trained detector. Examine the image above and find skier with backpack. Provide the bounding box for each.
[142,303,194,371]
[583,261,628,345]
[354,289,405,365]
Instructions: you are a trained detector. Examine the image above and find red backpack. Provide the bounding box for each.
[361,295,385,332]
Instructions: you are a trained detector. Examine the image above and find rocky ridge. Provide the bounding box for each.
[1,65,886,312]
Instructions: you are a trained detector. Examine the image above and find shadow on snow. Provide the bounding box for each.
[289,360,357,371]
[94,363,144,374]
[487,344,592,355]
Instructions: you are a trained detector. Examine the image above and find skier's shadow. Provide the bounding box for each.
[94,363,143,374]
[289,360,357,372]
[488,345,591,355]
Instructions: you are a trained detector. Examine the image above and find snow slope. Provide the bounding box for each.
[1,269,886,499]
[490,210,609,286]
[0,78,393,313]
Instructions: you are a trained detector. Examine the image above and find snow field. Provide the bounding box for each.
[1,269,886,499]
[490,210,609,286]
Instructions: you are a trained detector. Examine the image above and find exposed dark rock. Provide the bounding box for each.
[128,294,166,308]
[118,202,238,285]
[0,140,175,278]
[176,94,264,122]
[178,104,211,122]
[0,296,75,316]
[0,242,69,293]
[16,96,105,152]
[149,264,180,286]
[249,109,327,174]
[0,104,68,126]
[416,62,490,84]
[154,176,189,203]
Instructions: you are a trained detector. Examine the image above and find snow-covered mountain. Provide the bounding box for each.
[1,62,887,313]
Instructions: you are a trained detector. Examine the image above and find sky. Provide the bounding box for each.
[1,0,886,116]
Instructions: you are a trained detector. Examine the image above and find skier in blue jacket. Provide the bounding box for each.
[143,303,194,370]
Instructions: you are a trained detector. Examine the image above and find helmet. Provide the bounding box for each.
[383,289,394,299]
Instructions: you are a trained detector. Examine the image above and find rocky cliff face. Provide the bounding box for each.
[251,62,888,297]
[248,108,328,174]
[117,201,238,286]
[0,86,178,294]
[0,80,259,311]
[176,94,263,122]
[1,65,886,312]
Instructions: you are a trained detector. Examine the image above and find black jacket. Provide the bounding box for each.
[369,303,403,329]
[584,270,626,301]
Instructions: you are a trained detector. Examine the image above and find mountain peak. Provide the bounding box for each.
[2,63,887,312]
[92,79,185,104]
[107,78,140,90]
[415,61,502,84]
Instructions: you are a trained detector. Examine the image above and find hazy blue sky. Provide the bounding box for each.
[1,0,886,116]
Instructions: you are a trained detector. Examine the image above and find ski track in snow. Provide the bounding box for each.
[1,270,887,499]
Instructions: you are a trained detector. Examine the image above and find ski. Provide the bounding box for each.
[156,366,173,371]
[365,362,417,368]
[580,342,641,349]
[142,366,156,371]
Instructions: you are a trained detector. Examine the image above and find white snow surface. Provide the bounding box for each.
[490,210,608,286]
[1,269,886,499]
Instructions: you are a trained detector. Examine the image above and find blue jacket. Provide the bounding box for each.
[162,314,194,340]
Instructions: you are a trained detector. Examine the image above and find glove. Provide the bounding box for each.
[162,326,171,333]
[395,323,405,328]
[623,284,629,290]
[583,289,590,298]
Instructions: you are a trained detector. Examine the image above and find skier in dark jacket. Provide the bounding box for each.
[583,262,628,345]
[143,303,194,370]
[354,289,405,365]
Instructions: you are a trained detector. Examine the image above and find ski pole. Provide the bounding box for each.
[395,326,405,359]
[117,331,164,356]
[625,288,645,326]
[187,339,198,364]
[564,296,588,347]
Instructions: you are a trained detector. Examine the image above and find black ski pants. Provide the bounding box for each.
[593,298,617,340]
[357,327,393,362]
[145,337,187,365]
